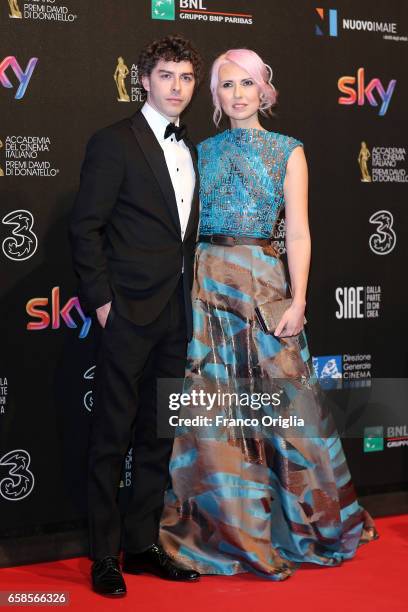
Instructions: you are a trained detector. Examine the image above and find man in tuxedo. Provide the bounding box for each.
[70,35,202,597]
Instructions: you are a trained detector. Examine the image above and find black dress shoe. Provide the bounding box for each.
[123,544,200,582]
[91,556,127,597]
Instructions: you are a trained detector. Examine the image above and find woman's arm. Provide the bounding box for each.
[274,146,310,337]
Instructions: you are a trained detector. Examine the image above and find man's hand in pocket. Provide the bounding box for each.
[96,301,112,328]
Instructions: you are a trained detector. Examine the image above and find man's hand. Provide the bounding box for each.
[96,301,112,328]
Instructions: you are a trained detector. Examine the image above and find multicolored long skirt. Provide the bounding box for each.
[160,243,377,579]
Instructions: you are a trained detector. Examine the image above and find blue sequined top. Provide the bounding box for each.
[197,128,303,238]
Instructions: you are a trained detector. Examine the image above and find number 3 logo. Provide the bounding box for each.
[0,449,35,501]
[2,209,38,261]
[369,210,396,256]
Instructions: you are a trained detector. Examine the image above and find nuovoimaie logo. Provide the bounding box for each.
[152,0,175,20]
[338,68,396,116]
[26,287,92,339]
[363,426,384,453]
[315,7,338,37]
[0,56,38,99]
[315,7,404,42]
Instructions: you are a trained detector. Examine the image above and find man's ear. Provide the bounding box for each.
[141,75,150,92]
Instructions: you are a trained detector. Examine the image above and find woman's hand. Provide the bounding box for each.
[274,301,306,338]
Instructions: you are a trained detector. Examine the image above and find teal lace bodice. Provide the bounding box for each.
[197,129,303,238]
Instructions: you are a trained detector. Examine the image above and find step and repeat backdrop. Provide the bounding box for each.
[1,0,408,556]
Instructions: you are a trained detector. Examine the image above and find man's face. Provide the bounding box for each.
[142,59,195,120]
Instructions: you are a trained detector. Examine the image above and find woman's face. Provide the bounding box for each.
[217,61,261,126]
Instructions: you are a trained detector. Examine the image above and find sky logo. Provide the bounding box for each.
[0,56,38,99]
[315,8,338,37]
[26,287,91,339]
[338,68,396,116]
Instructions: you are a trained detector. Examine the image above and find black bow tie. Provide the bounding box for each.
[164,123,187,142]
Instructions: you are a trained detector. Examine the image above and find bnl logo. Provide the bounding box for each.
[315,8,338,37]
[363,426,384,453]
[152,0,175,20]
[151,0,207,20]
[26,287,92,339]
[0,56,38,99]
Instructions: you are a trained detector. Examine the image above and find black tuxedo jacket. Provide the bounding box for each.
[69,110,199,338]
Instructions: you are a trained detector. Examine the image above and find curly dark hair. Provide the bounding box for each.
[138,34,203,88]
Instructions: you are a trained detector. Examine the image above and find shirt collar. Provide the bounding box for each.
[141,102,179,143]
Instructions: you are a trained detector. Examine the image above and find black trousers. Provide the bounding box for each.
[88,280,187,560]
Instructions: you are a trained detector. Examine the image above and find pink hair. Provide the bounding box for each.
[210,49,278,126]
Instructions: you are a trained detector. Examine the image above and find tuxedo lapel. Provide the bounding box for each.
[183,137,199,242]
[130,111,181,234]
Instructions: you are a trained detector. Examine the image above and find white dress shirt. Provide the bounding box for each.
[141,102,195,240]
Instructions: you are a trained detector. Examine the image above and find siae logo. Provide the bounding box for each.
[335,286,381,319]
[26,287,92,339]
[0,449,35,501]
[2,209,38,261]
[335,287,365,319]
[338,68,396,116]
[0,56,38,100]
[315,7,338,37]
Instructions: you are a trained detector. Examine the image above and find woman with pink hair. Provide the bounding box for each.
[160,49,377,579]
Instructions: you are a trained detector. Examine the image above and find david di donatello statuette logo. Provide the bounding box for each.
[114,56,130,102]
[8,0,22,18]
[358,141,371,182]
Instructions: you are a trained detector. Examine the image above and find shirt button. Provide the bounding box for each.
[176,168,179,172]
[181,198,184,202]
[171,138,174,142]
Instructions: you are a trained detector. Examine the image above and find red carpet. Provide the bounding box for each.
[1,515,407,611]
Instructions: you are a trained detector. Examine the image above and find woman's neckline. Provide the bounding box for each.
[225,127,268,133]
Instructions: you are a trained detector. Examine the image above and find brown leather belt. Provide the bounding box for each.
[198,234,273,247]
